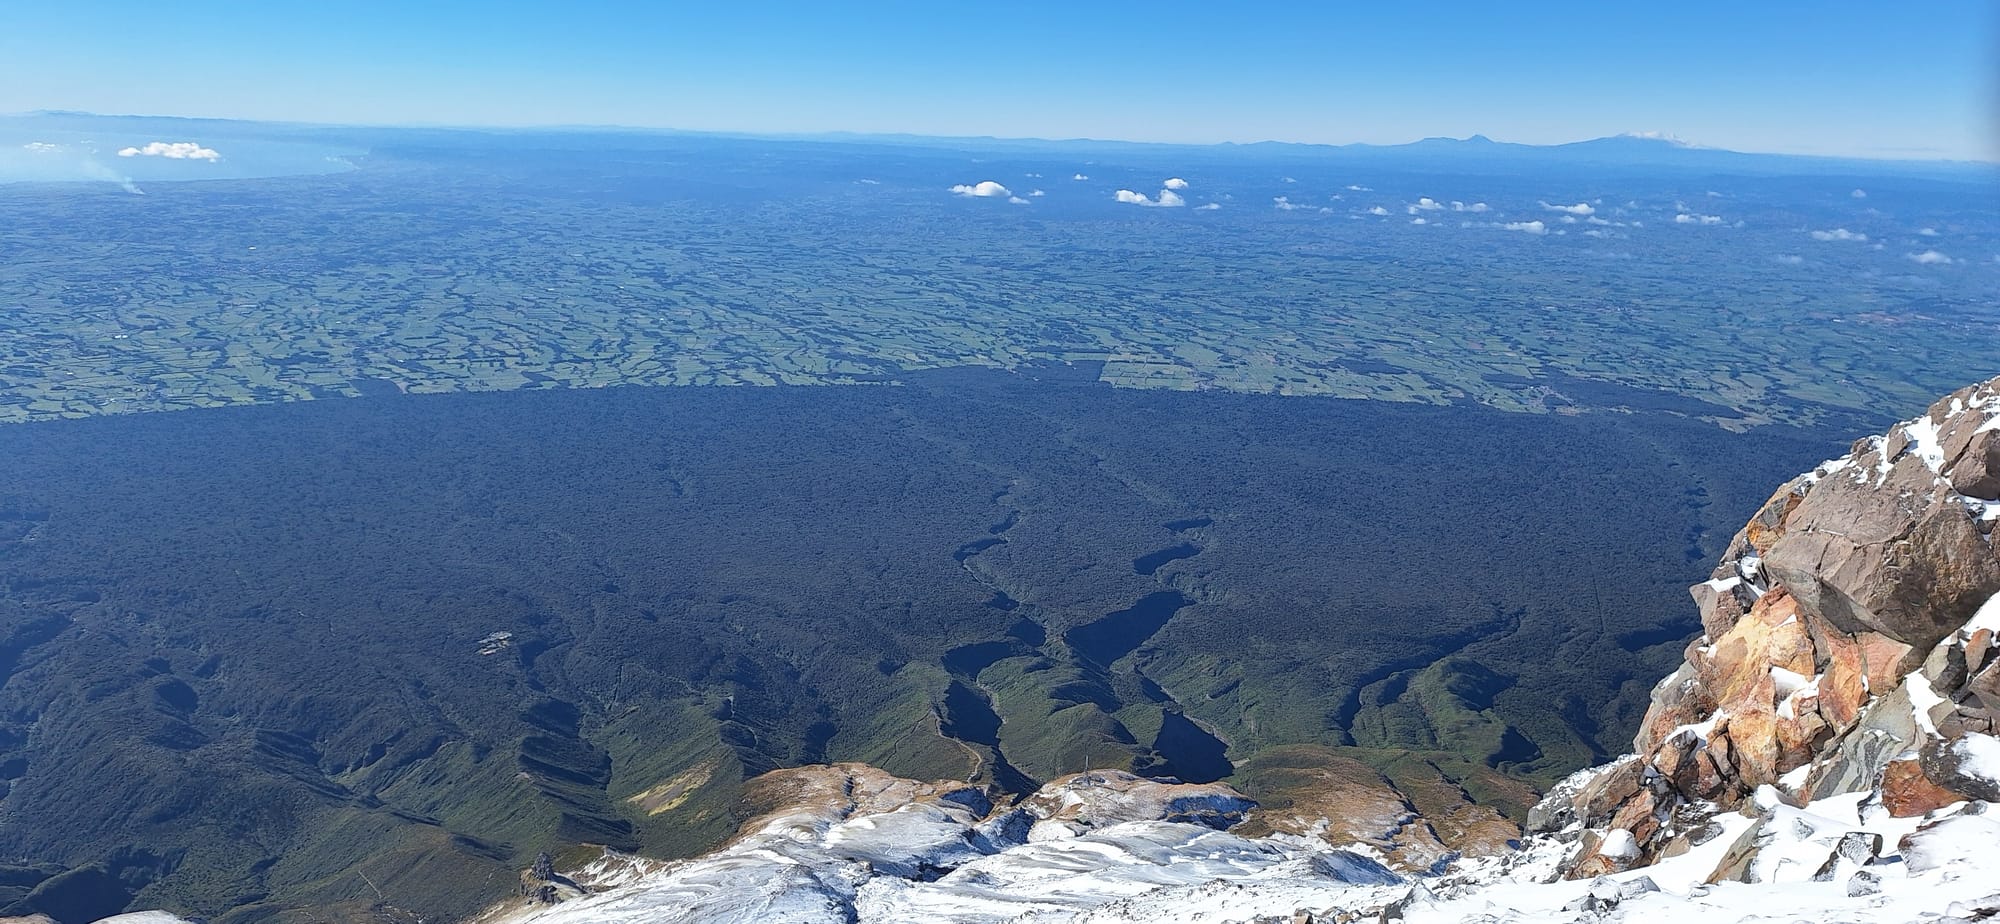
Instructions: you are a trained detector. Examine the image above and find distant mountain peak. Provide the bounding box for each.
[1612,130,1696,147]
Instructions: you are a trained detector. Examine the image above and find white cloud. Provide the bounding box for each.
[1674,212,1723,225]
[1028,189,1045,197]
[1115,188,1185,207]
[1851,188,1867,198]
[21,142,62,153]
[1162,177,1189,190]
[1408,197,1444,212]
[1024,172,1042,178]
[1281,176,1296,184]
[1774,254,1805,265]
[1366,206,1390,216]
[1194,203,1221,211]
[1072,173,1089,180]
[1502,220,1547,235]
[1007,196,1030,205]
[117,141,221,161]
[1410,217,1428,225]
[1810,228,1867,242]
[1450,201,1489,212]
[855,178,880,185]
[950,180,1012,198]
[1919,227,1939,236]
[1908,250,1953,265]
[1345,184,1371,191]
[1273,196,1304,211]
[1541,201,1594,216]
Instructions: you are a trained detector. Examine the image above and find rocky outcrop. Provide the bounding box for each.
[1533,375,2000,879]
[486,763,1404,923]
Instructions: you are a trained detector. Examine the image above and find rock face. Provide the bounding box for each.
[1534,376,2000,879]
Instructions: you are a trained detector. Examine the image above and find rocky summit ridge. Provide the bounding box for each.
[1534,374,2000,880]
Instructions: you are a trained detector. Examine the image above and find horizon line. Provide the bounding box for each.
[8,108,1994,167]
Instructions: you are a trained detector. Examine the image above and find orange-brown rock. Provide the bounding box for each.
[1742,484,1804,554]
[1879,758,1964,817]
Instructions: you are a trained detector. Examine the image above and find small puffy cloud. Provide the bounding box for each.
[21,141,63,153]
[118,141,221,161]
[1163,177,1189,190]
[1851,188,1867,198]
[1773,254,1805,266]
[1450,201,1489,212]
[1115,189,1149,204]
[1156,189,1185,207]
[1918,227,1939,236]
[1366,206,1390,216]
[1194,203,1221,211]
[1408,197,1444,212]
[855,178,880,185]
[1502,220,1547,234]
[1072,173,1089,180]
[1674,212,1723,225]
[1907,250,1953,265]
[1281,176,1297,184]
[950,180,1012,198]
[1007,196,1030,205]
[1810,228,1867,242]
[1273,196,1304,211]
[1345,184,1371,191]
[1541,201,1594,216]
[1028,189,1045,197]
[1410,217,1428,225]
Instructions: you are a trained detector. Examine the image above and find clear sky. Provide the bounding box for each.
[2,1,1994,160]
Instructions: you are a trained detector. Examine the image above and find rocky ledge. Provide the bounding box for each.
[1533,375,2000,882]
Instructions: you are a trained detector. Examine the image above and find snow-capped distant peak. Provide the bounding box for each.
[1616,131,1698,147]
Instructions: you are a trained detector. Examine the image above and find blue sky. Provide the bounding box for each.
[2,1,1993,160]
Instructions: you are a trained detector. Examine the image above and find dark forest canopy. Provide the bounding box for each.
[0,373,1846,920]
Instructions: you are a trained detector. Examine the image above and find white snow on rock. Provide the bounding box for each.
[481,770,2000,924]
